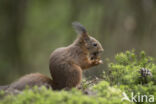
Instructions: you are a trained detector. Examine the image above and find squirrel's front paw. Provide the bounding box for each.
[92,59,103,65]
[98,60,103,64]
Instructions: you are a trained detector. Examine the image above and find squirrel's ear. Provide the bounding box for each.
[72,22,89,37]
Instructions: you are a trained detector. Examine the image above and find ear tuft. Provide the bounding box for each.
[72,22,87,35]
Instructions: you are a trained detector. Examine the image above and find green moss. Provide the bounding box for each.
[103,50,156,104]
[0,86,126,104]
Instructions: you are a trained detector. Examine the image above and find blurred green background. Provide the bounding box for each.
[0,0,156,84]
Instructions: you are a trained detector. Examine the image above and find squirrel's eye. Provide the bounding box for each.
[93,43,97,47]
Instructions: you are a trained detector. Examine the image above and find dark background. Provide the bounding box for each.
[0,0,156,84]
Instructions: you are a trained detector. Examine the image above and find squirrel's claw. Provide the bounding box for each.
[99,60,103,64]
[91,59,103,65]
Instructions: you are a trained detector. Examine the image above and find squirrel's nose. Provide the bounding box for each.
[99,47,104,52]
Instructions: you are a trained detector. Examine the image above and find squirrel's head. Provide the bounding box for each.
[72,22,104,57]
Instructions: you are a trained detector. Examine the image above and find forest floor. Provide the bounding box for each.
[0,50,155,104]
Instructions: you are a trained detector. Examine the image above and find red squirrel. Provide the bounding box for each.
[0,22,103,91]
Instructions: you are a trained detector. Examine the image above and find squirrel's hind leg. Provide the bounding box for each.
[66,64,82,88]
[52,64,82,90]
